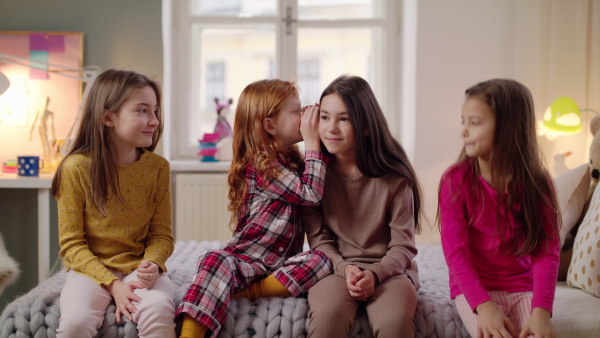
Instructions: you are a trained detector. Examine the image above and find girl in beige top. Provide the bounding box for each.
[303,75,423,338]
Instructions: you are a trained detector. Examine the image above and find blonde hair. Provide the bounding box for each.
[51,69,163,214]
[227,79,302,230]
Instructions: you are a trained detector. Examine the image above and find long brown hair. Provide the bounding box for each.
[438,79,560,256]
[227,79,303,230]
[51,69,163,214]
[320,75,423,233]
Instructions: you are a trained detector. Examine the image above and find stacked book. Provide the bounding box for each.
[1,159,17,173]
[198,133,219,162]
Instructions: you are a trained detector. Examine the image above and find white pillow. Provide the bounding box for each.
[554,164,591,247]
[567,180,600,297]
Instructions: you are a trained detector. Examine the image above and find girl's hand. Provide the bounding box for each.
[476,301,517,338]
[300,104,321,151]
[345,265,367,301]
[105,279,144,323]
[519,308,555,338]
[136,260,159,289]
[354,270,377,300]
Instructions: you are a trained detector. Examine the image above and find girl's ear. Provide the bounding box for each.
[103,111,115,127]
[263,118,276,136]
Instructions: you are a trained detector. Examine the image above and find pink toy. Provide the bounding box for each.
[214,97,233,141]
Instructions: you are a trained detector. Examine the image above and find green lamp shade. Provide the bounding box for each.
[543,97,582,134]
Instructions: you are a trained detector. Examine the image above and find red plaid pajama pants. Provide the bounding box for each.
[176,249,331,335]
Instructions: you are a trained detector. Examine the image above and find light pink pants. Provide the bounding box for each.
[455,291,534,338]
[57,270,176,338]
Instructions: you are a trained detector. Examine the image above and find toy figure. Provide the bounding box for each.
[29,96,54,170]
[214,97,233,141]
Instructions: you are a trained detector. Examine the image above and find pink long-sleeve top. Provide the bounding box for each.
[439,161,560,313]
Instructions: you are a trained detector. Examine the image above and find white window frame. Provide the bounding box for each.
[162,0,408,163]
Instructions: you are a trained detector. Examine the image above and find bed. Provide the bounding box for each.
[0,242,467,338]
[1,241,598,337]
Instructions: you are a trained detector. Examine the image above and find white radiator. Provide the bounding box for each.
[174,173,232,242]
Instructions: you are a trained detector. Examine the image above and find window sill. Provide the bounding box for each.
[170,160,231,173]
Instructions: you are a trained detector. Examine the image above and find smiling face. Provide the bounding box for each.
[461,97,495,161]
[104,85,159,153]
[319,92,356,158]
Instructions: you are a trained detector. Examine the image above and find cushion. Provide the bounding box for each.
[552,281,600,336]
[554,164,591,247]
[567,180,600,297]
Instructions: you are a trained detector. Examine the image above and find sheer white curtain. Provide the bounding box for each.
[514,0,600,175]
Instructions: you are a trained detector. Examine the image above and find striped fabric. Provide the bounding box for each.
[455,291,534,338]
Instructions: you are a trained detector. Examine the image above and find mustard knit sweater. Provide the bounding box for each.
[56,151,174,286]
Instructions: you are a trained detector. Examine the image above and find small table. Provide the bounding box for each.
[0,173,53,282]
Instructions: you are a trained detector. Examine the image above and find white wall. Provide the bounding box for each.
[414,0,518,244]
[413,0,598,245]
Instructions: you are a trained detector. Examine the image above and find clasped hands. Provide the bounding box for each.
[345,264,377,301]
[104,260,159,323]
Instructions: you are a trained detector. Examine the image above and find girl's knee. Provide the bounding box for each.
[137,293,175,315]
[135,295,176,334]
[308,296,355,323]
[308,249,327,261]
[199,250,234,268]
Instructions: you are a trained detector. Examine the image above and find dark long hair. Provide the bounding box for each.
[438,79,560,256]
[320,75,423,233]
[51,69,163,214]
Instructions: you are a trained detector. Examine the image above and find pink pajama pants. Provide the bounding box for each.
[455,290,534,338]
[57,270,176,338]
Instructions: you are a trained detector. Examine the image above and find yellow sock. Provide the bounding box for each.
[261,274,292,298]
[231,285,256,300]
[232,275,291,301]
[180,313,208,338]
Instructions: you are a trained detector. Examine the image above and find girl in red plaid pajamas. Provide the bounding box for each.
[178,79,332,338]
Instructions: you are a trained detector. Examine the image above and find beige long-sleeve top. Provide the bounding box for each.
[56,151,174,286]
[303,169,419,288]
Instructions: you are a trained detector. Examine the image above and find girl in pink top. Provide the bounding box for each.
[438,79,560,338]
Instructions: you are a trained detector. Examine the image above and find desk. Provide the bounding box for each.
[0,173,53,282]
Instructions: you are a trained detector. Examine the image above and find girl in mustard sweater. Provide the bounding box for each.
[52,69,175,337]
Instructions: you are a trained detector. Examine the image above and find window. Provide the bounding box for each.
[163,0,401,160]
[205,62,226,109]
[297,59,319,105]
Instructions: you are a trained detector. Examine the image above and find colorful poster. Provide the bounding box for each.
[0,31,83,165]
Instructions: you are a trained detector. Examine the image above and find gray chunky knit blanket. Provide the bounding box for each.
[0,242,468,338]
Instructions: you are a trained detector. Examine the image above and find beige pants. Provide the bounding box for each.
[308,273,417,338]
[57,270,176,338]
